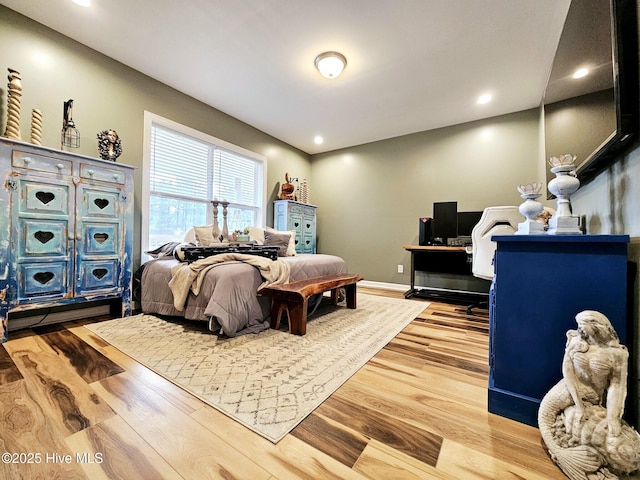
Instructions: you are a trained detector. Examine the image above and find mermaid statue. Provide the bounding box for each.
[538,310,640,479]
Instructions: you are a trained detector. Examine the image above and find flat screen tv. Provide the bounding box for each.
[433,201,457,245]
[544,0,638,188]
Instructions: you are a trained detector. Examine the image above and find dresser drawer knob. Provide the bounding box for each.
[22,157,32,164]
[113,174,120,181]
[87,169,95,176]
[56,163,64,170]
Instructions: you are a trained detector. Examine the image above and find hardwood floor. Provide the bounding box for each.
[0,287,566,479]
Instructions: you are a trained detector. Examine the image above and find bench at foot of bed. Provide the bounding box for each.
[258,273,363,335]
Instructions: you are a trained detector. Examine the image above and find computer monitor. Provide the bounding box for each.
[433,201,457,245]
[457,211,483,237]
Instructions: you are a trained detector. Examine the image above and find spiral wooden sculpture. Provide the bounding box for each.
[4,68,22,140]
[30,108,43,145]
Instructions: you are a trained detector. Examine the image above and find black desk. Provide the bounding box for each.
[403,245,488,304]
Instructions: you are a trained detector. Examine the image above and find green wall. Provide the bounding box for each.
[0,6,311,268]
[312,109,542,288]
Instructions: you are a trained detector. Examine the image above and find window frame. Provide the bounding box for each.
[141,111,267,259]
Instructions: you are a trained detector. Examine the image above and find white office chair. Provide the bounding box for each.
[466,206,522,313]
[471,206,522,280]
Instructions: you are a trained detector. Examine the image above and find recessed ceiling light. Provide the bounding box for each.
[72,0,91,6]
[477,93,492,104]
[314,136,324,145]
[573,68,589,79]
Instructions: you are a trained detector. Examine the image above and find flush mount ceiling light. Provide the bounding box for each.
[72,0,91,6]
[314,51,347,79]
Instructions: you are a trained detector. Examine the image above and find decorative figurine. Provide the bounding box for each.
[300,178,309,204]
[538,310,640,480]
[221,200,230,242]
[547,154,582,234]
[97,129,122,161]
[280,172,296,200]
[4,68,22,140]
[536,209,553,229]
[211,200,221,242]
[515,183,545,235]
[61,99,80,149]
[30,108,43,145]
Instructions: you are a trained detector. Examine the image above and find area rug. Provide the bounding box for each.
[86,293,427,443]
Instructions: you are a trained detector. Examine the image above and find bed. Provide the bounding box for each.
[139,241,348,337]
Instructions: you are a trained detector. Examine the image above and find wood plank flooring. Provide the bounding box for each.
[0,287,567,479]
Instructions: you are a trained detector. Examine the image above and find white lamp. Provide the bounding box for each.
[314,51,347,79]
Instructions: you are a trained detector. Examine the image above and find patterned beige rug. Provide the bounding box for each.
[86,293,426,443]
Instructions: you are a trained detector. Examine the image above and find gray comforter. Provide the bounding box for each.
[141,254,348,337]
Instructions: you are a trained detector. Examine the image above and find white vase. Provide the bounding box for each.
[548,165,581,234]
[516,193,545,234]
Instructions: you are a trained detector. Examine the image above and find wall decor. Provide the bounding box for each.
[97,129,122,161]
[3,68,22,140]
[30,108,42,145]
[61,99,80,149]
[538,310,640,480]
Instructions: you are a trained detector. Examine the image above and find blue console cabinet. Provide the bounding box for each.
[489,234,629,426]
[0,138,135,342]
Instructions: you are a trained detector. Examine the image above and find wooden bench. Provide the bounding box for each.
[258,273,363,335]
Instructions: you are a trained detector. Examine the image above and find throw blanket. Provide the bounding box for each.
[168,253,290,311]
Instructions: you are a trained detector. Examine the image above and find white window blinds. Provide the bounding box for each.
[150,127,211,200]
[143,114,265,251]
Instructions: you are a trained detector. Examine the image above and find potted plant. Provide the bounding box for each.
[235,227,251,242]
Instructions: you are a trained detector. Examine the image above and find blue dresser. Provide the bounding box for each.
[489,234,630,426]
[273,200,317,254]
[0,138,135,341]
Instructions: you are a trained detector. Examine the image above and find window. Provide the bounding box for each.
[141,112,266,255]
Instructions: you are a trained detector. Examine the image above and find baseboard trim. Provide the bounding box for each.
[8,304,111,332]
[359,280,409,291]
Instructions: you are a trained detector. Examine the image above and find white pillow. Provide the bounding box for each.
[250,226,296,255]
[183,227,196,243]
[193,225,214,246]
[264,230,294,257]
[249,227,265,245]
[266,227,296,256]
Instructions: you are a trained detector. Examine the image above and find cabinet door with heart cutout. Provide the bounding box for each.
[75,184,124,295]
[12,175,74,302]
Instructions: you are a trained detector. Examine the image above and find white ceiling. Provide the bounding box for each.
[1,0,572,155]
